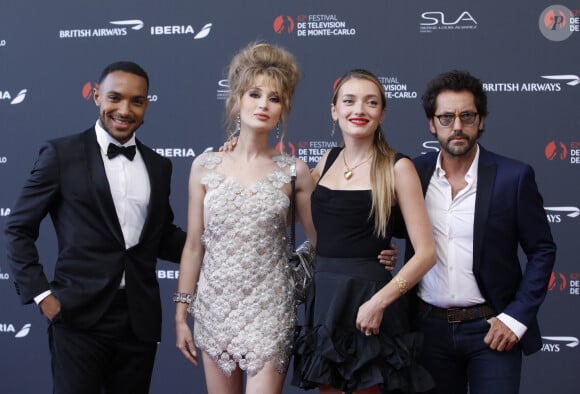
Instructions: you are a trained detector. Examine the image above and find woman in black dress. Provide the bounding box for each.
[292,69,436,394]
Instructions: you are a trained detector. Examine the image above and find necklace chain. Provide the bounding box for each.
[343,150,372,180]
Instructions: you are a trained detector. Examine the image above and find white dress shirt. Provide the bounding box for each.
[34,122,150,303]
[418,145,527,339]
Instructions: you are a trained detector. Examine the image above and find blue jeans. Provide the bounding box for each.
[414,308,522,394]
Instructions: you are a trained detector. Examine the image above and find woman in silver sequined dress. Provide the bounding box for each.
[175,42,316,394]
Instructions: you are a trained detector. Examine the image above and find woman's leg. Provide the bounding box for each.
[245,359,286,394]
[201,352,243,394]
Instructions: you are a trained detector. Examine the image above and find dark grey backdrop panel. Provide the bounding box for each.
[1,1,578,393]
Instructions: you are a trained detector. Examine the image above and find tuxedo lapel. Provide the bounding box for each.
[82,129,125,246]
[473,147,497,274]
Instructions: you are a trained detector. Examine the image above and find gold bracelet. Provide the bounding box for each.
[394,276,409,294]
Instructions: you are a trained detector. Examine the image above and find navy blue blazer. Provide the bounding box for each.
[407,145,556,355]
[4,128,186,342]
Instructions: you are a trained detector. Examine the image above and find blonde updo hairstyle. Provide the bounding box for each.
[225,42,300,145]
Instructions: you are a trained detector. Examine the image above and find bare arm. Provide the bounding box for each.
[174,156,207,366]
[294,158,317,246]
[357,157,436,335]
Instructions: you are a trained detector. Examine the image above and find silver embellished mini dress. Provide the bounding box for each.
[191,152,296,376]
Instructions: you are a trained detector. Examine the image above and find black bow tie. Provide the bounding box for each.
[107,143,136,161]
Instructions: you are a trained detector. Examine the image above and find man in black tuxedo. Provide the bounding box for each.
[4,61,186,394]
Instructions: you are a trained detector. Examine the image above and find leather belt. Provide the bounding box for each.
[417,299,495,323]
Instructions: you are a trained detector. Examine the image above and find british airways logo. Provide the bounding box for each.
[541,336,579,352]
[545,206,580,223]
[109,19,144,30]
[541,74,580,86]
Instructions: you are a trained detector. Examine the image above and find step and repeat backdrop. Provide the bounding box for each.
[1,1,579,393]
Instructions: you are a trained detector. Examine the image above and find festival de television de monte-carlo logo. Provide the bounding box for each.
[272,14,357,37]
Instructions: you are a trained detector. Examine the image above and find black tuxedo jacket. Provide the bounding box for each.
[403,146,556,355]
[4,128,186,342]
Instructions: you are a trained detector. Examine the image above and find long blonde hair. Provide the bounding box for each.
[224,42,300,146]
[332,69,396,238]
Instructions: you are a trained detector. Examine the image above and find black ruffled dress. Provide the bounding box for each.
[292,148,434,393]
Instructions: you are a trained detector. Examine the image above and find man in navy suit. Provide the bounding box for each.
[388,70,555,394]
[4,61,186,394]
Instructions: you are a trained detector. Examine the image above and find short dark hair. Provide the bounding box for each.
[98,61,149,92]
[421,70,487,119]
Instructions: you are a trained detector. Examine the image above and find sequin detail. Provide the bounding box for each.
[192,152,296,376]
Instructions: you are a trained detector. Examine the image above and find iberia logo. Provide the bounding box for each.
[82,82,99,100]
[548,272,567,291]
[273,15,295,34]
[545,141,568,160]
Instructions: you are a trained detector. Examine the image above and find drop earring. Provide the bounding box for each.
[331,120,336,136]
[275,121,281,140]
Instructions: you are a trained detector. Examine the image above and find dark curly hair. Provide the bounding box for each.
[421,70,487,119]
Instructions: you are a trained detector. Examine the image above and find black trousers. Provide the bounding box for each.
[48,291,158,394]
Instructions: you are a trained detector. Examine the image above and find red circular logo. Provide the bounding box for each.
[548,272,567,291]
[275,141,296,156]
[82,82,99,100]
[273,15,295,34]
[545,141,568,160]
[543,9,567,30]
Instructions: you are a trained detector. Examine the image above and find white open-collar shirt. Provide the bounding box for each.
[418,145,526,339]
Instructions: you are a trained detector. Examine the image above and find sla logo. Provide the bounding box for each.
[541,336,579,352]
[545,206,580,223]
[216,79,230,100]
[545,141,568,160]
[273,15,295,34]
[541,74,580,86]
[0,89,27,104]
[420,11,477,32]
[1,323,31,338]
[421,140,440,155]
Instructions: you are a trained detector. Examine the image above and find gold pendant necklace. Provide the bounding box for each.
[343,150,372,180]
